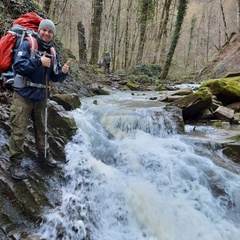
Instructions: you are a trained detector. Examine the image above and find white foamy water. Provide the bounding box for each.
[37,92,240,240]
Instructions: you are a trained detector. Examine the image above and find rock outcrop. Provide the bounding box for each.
[0,92,79,238]
[195,33,240,82]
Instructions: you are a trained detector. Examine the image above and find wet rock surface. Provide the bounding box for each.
[0,91,78,238]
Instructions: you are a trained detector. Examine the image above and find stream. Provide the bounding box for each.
[36,91,240,240]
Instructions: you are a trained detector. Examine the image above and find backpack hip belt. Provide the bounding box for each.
[13,74,47,89]
[25,80,47,89]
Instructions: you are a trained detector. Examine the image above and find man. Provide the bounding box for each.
[9,19,70,180]
[103,51,111,74]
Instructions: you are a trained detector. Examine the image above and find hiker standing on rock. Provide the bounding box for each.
[9,19,70,180]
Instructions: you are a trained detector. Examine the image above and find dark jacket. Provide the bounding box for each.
[13,35,67,102]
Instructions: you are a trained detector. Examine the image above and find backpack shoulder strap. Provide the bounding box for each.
[50,47,56,64]
[25,36,38,57]
[50,47,59,74]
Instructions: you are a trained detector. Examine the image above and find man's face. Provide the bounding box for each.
[39,28,54,43]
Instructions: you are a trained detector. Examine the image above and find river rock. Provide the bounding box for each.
[213,106,235,121]
[200,77,240,105]
[171,88,213,121]
[50,93,81,111]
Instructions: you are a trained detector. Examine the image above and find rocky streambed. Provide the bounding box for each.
[1,79,240,238]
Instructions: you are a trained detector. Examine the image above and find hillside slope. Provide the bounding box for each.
[196,34,240,82]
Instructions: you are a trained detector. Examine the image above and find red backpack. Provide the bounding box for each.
[0,12,56,91]
[0,12,43,72]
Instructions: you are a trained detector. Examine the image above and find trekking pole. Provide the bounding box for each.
[44,67,48,160]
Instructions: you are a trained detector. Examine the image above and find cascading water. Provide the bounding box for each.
[37,92,240,240]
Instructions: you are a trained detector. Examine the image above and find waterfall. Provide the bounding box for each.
[36,92,240,240]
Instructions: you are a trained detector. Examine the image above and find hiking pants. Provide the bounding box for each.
[9,91,49,165]
[105,63,110,74]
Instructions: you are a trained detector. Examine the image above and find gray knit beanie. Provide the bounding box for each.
[38,19,56,35]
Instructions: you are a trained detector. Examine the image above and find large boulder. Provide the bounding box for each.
[222,141,240,164]
[171,88,213,121]
[50,93,81,111]
[161,87,193,102]
[47,100,77,161]
[199,77,240,105]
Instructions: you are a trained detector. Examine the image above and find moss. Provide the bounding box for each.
[53,94,81,110]
[127,81,139,90]
[0,176,50,224]
[155,84,164,91]
[212,78,240,103]
[58,117,77,140]
[199,79,217,89]
[199,77,240,105]
[176,87,212,106]
[62,117,77,138]
[213,121,223,128]
[229,134,240,142]
[197,87,212,99]
[138,75,151,84]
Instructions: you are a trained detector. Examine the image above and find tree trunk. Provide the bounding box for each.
[160,0,188,80]
[186,14,196,68]
[137,0,154,63]
[124,0,132,69]
[112,0,121,72]
[77,21,87,63]
[43,0,52,13]
[220,0,228,43]
[153,0,172,64]
[90,0,103,65]
[238,0,240,32]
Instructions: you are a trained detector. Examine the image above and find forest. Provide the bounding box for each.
[1,1,240,239]
[27,0,240,79]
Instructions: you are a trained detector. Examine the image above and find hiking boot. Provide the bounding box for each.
[9,166,28,180]
[46,155,58,168]
[39,152,58,168]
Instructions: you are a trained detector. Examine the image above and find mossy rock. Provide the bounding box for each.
[51,93,81,111]
[199,79,218,89]
[172,88,213,121]
[201,77,240,105]
[126,81,139,91]
[155,84,164,91]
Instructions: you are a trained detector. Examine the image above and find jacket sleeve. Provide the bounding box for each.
[49,54,68,83]
[13,41,41,75]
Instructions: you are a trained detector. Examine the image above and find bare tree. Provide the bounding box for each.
[153,0,172,64]
[112,0,121,72]
[90,0,103,65]
[220,0,229,43]
[78,22,87,63]
[160,0,188,79]
[124,0,133,69]
[237,0,240,32]
[186,14,196,68]
[102,0,115,53]
[137,0,155,63]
